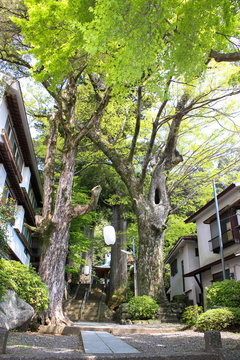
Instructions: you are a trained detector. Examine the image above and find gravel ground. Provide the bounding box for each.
[6,332,83,357]
[4,329,240,357]
[118,330,240,355]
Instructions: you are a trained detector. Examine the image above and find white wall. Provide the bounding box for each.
[20,167,31,192]
[0,164,7,194]
[0,99,8,132]
[7,224,30,265]
[14,205,25,233]
[196,187,240,268]
[169,241,201,304]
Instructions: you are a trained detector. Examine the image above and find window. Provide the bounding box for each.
[171,259,178,276]
[209,209,239,253]
[28,185,38,209]
[4,116,24,174]
[212,269,230,282]
[195,248,199,257]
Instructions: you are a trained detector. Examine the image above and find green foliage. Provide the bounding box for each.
[206,280,240,309]
[182,305,203,328]
[9,0,239,91]
[164,215,196,256]
[196,308,234,332]
[0,267,16,299]
[128,295,159,320]
[0,259,49,313]
[228,307,240,327]
[0,197,16,258]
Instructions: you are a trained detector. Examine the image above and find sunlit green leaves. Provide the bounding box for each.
[10,0,240,90]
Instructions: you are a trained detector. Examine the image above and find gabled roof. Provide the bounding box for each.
[185,183,240,224]
[165,235,197,264]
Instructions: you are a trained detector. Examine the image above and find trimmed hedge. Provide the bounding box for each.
[206,280,240,308]
[128,295,159,320]
[195,308,234,331]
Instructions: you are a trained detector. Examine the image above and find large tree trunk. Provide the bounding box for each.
[39,145,77,325]
[136,202,168,301]
[134,166,170,301]
[109,205,128,298]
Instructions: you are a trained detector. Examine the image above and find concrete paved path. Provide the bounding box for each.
[81,331,139,354]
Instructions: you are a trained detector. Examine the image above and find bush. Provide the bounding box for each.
[182,305,203,327]
[196,308,234,331]
[228,307,240,327]
[206,280,240,308]
[0,267,16,299]
[0,259,49,313]
[128,295,159,320]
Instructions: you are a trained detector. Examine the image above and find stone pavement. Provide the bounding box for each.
[81,331,139,354]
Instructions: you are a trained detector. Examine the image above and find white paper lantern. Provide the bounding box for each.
[103,225,116,245]
[84,265,90,275]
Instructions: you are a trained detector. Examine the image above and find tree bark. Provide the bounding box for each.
[39,144,77,325]
[109,205,128,298]
[209,49,240,63]
[38,139,102,325]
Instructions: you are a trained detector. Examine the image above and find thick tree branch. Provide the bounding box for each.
[88,74,105,103]
[140,99,169,186]
[71,185,102,218]
[140,79,171,185]
[209,49,240,63]
[128,85,142,162]
[87,129,139,199]
[160,93,189,170]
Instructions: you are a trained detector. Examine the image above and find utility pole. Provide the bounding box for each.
[213,179,226,280]
[132,237,138,297]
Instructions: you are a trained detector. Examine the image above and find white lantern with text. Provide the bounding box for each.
[103,225,116,245]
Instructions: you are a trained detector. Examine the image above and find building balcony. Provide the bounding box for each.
[208,229,235,254]
[0,129,23,182]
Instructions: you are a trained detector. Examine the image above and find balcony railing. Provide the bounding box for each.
[208,229,234,253]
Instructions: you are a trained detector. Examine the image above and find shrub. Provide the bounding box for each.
[206,280,240,308]
[228,307,240,327]
[128,295,159,320]
[196,308,234,331]
[0,267,16,299]
[182,305,203,327]
[0,259,49,313]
